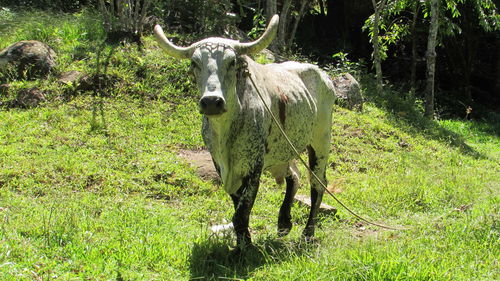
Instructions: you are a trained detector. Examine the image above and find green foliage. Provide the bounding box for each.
[0,9,105,52]
[364,0,499,61]
[247,11,267,40]
[0,7,15,21]
[0,8,197,105]
[330,51,366,77]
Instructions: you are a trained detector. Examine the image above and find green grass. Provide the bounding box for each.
[1,9,499,281]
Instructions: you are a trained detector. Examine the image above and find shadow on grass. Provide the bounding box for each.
[189,235,313,280]
[361,78,494,159]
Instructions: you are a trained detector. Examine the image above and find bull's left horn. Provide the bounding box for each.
[235,14,279,55]
[154,25,194,59]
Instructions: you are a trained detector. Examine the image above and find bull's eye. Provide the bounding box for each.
[190,60,200,70]
[228,59,236,69]
[190,60,201,77]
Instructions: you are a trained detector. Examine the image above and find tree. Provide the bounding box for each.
[365,0,498,116]
[277,0,292,48]
[287,0,309,50]
[263,0,311,53]
[370,0,388,93]
[410,1,421,95]
[424,0,439,117]
[266,0,278,21]
[98,0,157,46]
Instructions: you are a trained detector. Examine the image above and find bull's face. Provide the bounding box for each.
[153,15,279,117]
[190,44,237,116]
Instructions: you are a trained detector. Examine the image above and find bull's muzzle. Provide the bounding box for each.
[199,95,227,116]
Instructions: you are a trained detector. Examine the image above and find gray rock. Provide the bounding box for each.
[58,70,85,85]
[332,73,364,111]
[16,88,46,108]
[0,40,57,80]
[0,83,10,95]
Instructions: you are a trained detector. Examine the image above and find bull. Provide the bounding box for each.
[154,15,336,250]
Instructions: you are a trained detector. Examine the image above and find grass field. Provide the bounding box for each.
[0,8,499,280]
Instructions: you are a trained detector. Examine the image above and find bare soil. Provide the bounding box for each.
[178,149,220,183]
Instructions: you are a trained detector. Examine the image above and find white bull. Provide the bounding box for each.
[154,15,336,250]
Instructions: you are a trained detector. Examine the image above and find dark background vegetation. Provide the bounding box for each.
[1,0,498,119]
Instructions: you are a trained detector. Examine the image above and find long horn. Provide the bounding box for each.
[153,25,194,59]
[236,14,279,55]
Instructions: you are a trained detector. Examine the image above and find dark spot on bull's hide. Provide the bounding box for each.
[278,99,286,125]
[276,87,288,126]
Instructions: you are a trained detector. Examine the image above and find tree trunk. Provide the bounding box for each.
[287,0,308,50]
[266,0,278,51]
[496,35,500,96]
[410,2,420,95]
[424,0,439,118]
[278,0,292,51]
[266,0,277,23]
[371,0,387,93]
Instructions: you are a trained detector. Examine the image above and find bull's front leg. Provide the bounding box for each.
[230,161,263,250]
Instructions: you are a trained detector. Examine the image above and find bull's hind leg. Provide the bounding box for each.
[303,145,328,239]
[278,163,299,236]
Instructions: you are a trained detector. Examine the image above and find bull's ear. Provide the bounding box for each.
[153,25,194,59]
[235,14,279,55]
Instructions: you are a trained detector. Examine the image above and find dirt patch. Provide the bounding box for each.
[178,149,220,183]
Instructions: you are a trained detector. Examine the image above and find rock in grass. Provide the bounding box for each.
[58,70,85,85]
[332,73,363,111]
[16,88,46,108]
[294,194,337,215]
[0,40,57,80]
[210,223,234,234]
[0,83,10,95]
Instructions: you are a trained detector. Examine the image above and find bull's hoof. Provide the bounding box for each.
[229,242,257,262]
[277,221,292,237]
[234,234,253,254]
[229,247,243,260]
[302,227,316,242]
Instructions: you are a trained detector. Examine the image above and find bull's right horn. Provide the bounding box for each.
[235,14,279,55]
[154,25,194,59]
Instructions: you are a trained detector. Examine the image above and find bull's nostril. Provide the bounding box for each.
[215,97,224,108]
[200,99,208,109]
